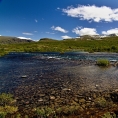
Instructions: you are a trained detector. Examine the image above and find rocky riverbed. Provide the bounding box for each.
[0,53,118,117]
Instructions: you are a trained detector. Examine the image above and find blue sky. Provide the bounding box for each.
[0,0,118,40]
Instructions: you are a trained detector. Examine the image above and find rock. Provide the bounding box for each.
[62,88,71,91]
[115,89,118,92]
[93,93,97,99]
[25,101,29,104]
[88,97,92,100]
[39,94,45,97]
[86,111,90,115]
[74,98,79,102]
[81,104,86,109]
[86,103,91,108]
[50,96,55,100]
[113,61,118,67]
[38,98,43,102]
[79,107,84,112]
[95,84,99,87]
[21,75,27,78]
[79,99,86,104]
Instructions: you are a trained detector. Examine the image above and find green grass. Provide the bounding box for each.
[101,112,116,118]
[97,59,110,67]
[0,93,18,117]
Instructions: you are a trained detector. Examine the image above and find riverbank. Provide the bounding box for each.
[1,36,118,56]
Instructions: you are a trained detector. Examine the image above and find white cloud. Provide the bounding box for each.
[0,35,1,36]
[57,7,60,10]
[62,5,118,22]
[61,35,72,39]
[102,28,118,35]
[51,26,68,33]
[35,19,38,23]
[72,27,98,36]
[34,31,38,32]
[17,37,31,40]
[22,32,33,35]
[46,32,55,34]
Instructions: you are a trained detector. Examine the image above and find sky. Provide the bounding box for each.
[0,0,118,40]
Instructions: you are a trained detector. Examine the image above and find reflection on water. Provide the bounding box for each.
[0,52,118,93]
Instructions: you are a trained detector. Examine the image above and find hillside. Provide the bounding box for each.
[0,36,34,44]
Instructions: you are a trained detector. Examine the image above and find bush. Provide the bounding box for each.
[0,112,7,118]
[101,112,116,118]
[0,93,18,117]
[0,93,13,106]
[97,59,110,67]
[36,106,55,117]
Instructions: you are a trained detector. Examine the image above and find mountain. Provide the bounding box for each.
[0,36,34,44]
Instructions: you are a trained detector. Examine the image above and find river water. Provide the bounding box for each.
[0,52,118,94]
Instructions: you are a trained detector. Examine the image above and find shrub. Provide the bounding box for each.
[101,112,116,118]
[97,59,110,67]
[0,112,7,118]
[95,97,108,108]
[0,106,18,114]
[0,93,13,106]
[0,93,18,117]
[36,106,55,117]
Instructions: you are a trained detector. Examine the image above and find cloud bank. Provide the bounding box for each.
[61,35,72,39]
[72,27,98,36]
[17,37,31,40]
[102,28,118,35]
[63,5,118,22]
[51,26,68,33]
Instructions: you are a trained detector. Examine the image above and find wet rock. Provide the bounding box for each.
[21,75,27,78]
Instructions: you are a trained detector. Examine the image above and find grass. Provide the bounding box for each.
[0,93,18,118]
[96,59,110,67]
[101,112,116,118]
[36,106,56,117]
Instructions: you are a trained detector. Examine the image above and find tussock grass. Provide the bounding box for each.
[97,59,110,67]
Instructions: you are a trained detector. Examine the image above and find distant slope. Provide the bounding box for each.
[0,36,34,44]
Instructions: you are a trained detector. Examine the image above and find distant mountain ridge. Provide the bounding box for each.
[0,36,34,44]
